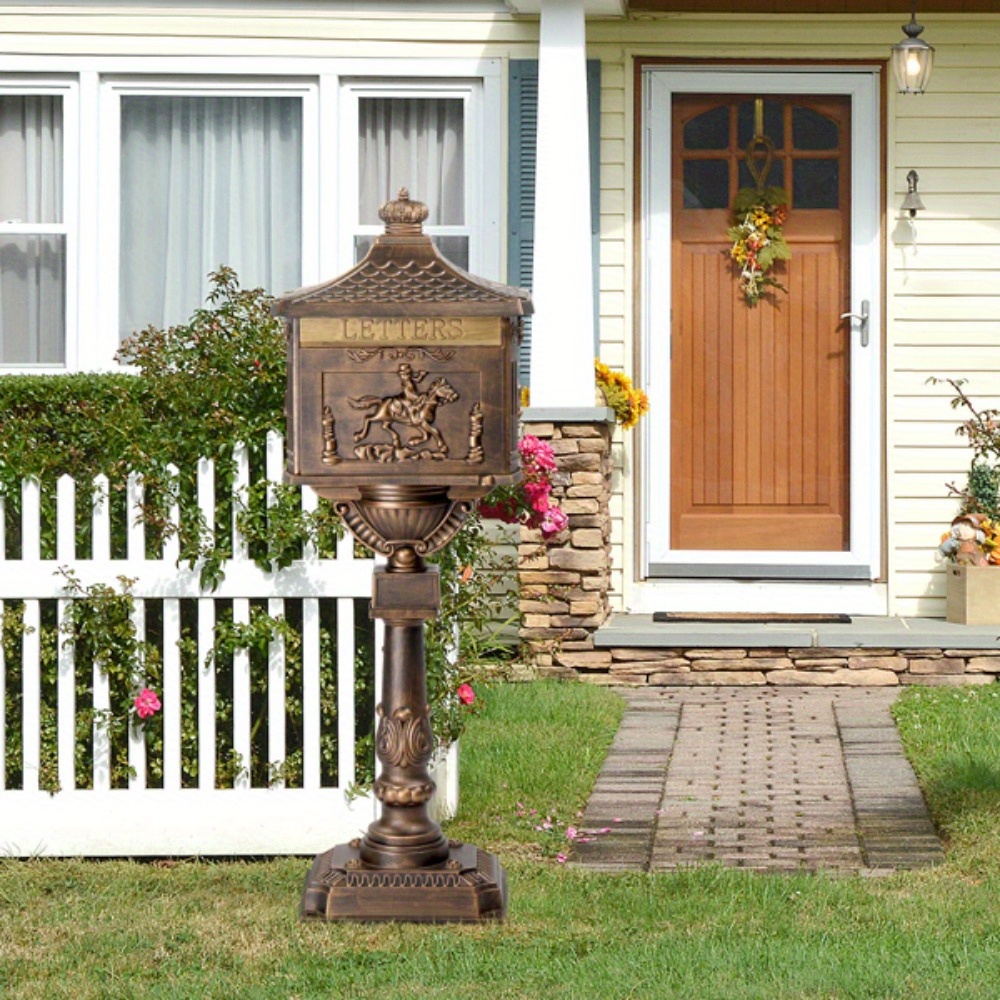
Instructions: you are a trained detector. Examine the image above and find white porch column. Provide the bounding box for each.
[529,0,596,409]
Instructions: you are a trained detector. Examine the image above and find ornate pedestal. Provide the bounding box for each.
[298,497,507,923]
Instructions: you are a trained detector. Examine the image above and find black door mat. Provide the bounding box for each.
[652,612,852,624]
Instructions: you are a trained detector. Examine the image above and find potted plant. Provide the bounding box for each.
[933,378,1000,624]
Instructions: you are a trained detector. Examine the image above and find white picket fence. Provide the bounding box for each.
[0,433,395,857]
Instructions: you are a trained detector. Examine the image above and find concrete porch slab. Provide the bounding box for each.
[595,614,1000,650]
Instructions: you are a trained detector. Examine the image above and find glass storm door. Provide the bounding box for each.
[643,70,881,580]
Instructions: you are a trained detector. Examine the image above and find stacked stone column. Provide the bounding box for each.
[518,416,615,674]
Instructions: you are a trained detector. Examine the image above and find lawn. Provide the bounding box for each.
[1,681,998,999]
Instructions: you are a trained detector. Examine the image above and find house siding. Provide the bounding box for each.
[4,7,1000,617]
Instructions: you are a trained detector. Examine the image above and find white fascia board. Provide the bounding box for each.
[504,0,626,15]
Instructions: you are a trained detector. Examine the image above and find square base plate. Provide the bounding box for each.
[300,841,507,923]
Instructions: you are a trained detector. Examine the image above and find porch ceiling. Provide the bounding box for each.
[628,1,997,11]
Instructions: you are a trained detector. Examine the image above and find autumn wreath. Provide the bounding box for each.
[728,185,791,307]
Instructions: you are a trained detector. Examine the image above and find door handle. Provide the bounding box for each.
[840,300,870,347]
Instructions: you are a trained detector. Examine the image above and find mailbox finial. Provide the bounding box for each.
[379,188,430,235]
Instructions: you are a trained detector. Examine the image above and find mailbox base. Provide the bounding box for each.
[300,840,507,923]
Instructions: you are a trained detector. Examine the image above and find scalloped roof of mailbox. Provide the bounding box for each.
[273,189,532,319]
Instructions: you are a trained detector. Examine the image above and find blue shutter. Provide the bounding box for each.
[509,58,601,388]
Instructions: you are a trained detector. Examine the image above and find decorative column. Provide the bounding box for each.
[515,0,620,663]
[530,0,597,409]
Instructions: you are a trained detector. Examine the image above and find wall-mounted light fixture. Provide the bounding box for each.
[892,1,935,94]
[901,170,925,218]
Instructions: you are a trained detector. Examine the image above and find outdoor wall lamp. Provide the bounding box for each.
[901,170,925,218]
[892,1,934,94]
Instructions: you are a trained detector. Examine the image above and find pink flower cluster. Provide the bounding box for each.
[514,802,623,863]
[477,435,569,539]
[133,687,161,720]
[457,683,476,706]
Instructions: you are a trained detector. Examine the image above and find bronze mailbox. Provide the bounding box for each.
[275,190,531,923]
[278,189,527,510]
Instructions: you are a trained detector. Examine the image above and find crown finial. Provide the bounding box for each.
[379,188,430,235]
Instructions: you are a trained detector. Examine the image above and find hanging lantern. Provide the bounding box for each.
[892,2,934,95]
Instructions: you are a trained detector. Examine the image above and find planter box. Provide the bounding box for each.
[946,565,1000,625]
[428,741,460,822]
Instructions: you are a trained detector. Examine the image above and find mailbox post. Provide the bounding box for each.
[275,190,530,922]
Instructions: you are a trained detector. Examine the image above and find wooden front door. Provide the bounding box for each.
[670,93,851,552]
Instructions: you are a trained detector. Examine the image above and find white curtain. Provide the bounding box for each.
[0,95,64,364]
[358,98,464,226]
[119,95,302,340]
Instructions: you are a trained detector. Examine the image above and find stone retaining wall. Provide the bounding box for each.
[516,416,998,687]
[570,647,1000,686]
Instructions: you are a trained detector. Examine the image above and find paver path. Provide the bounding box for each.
[573,687,944,874]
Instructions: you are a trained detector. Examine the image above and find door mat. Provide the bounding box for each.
[652,612,852,624]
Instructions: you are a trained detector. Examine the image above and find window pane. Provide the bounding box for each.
[683,104,729,151]
[792,106,838,151]
[119,95,302,340]
[0,95,63,223]
[794,159,839,209]
[683,159,728,209]
[0,235,65,364]
[359,98,464,226]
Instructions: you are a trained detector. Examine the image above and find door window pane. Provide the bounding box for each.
[0,95,64,364]
[119,95,302,340]
[793,159,839,209]
[682,104,729,151]
[358,97,464,226]
[792,106,838,151]
[683,159,729,209]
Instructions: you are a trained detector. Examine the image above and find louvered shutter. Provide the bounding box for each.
[508,59,601,388]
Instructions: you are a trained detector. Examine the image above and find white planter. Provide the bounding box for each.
[428,741,460,822]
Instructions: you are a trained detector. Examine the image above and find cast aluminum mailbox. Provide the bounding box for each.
[276,189,529,507]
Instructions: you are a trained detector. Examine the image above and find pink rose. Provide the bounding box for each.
[529,492,551,515]
[540,507,569,538]
[457,683,475,706]
[518,435,541,457]
[476,497,520,524]
[134,688,161,720]
[523,481,550,506]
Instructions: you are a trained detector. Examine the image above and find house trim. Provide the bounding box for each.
[630,59,887,613]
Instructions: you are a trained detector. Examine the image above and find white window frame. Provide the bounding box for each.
[338,76,500,280]
[0,55,501,372]
[98,76,319,362]
[0,76,78,372]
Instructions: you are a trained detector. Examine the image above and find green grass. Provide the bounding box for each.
[1,681,998,999]
[892,683,1000,878]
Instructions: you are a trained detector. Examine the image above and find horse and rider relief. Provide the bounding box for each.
[334,362,481,464]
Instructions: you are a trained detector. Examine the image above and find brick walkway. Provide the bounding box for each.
[573,687,944,874]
